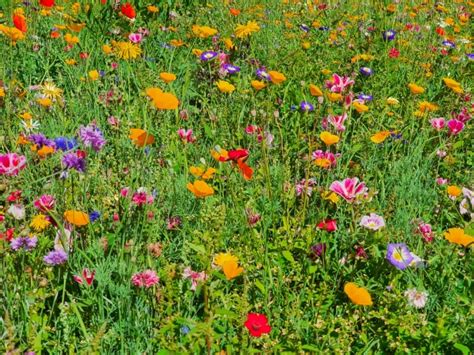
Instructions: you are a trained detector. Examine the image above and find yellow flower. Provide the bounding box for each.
[222,260,244,280]
[192,25,218,38]
[216,80,235,93]
[40,81,63,100]
[113,41,142,60]
[0,25,25,44]
[444,228,474,247]
[160,72,177,83]
[20,112,32,120]
[268,71,286,84]
[386,97,399,105]
[187,180,214,198]
[190,166,216,180]
[192,48,203,56]
[353,101,369,113]
[223,38,235,50]
[320,131,339,145]
[418,101,439,112]
[443,77,463,94]
[64,210,90,226]
[309,84,323,97]
[214,253,239,267]
[169,39,184,47]
[88,70,100,81]
[234,21,260,38]
[302,41,311,49]
[327,92,342,102]
[447,185,461,198]
[65,59,77,65]
[370,131,391,144]
[251,80,266,91]
[408,83,425,95]
[30,214,51,231]
[322,191,339,203]
[37,98,52,107]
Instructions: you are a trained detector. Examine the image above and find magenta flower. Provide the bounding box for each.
[329,177,367,203]
[429,117,445,130]
[386,243,413,270]
[325,74,355,93]
[312,150,339,168]
[131,188,154,206]
[295,178,317,197]
[131,270,159,288]
[34,194,56,212]
[182,267,207,291]
[177,128,195,143]
[447,119,464,135]
[360,213,385,230]
[128,33,143,43]
[0,153,27,176]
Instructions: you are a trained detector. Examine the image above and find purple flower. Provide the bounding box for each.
[382,30,396,41]
[256,68,271,81]
[386,243,413,270]
[442,40,455,49]
[44,249,68,265]
[310,243,326,259]
[28,133,55,148]
[78,124,106,151]
[467,53,474,60]
[300,24,310,32]
[62,152,86,172]
[360,213,385,230]
[11,236,38,251]
[200,51,218,61]
[359,67,373,76]
[300,101,314,112]
[54,137,77,151]
[222,64,240,75]
[358,93,373,101]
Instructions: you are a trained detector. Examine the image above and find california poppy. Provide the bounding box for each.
[64,210,90,226]
[222,260,243,280]
[344,282,373,306]
[146,88,179,110]
[187,180,214,198]
[370,131,391,144]
[129,129,155,147]
[320,131,339,145]
[444,228,473,247]
[13,15,27,33]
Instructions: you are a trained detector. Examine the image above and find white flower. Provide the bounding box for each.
[7,204,25,220]
[404,288,428,309]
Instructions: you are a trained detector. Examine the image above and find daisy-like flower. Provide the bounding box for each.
[360,213,385,230]
[234,21,260,38]
[40,80,63,100]
[404,288,428,309]
[200,51,218,61]
[30,214,51,231]
[113,41,142,60]
[386,243,414,270]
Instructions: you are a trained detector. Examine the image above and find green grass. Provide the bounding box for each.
[0,0,473,353]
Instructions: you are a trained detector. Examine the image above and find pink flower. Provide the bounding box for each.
[328,113,348,131]
[329,177,368,203]
[312,150,340,168]
[131,270,159,288]
[34,194,56,212]
[295,178,317,197]
[132,188,154,206]
[0,153,27,176]
[417,222,434,242]
[128,32,143,43]
[73,268,95,286]
[182,267,207,291]
[447,119,464,135]
[453,107,471,123]
[325,74,355,93]
[436,177,448,185]
[430,117,445,130]
[177,128,195,143]
[120,187,130,197]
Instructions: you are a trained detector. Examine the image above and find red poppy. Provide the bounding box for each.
[13,15,27,33]
[244,313,271,337]
[121,3,136,19]
[237,159,253,181]
[227,149,249,161]
[317,219,337,232]
[39,0,55,7]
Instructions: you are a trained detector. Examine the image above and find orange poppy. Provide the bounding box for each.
[444,228,474,247]
[237,159,253,181]
[222,260,244,280]
[320,131,339,145]
[344,282,373,306]
[187,180,214,198]
[129,129,155,147]
[146,87,179,110]
[64,210,90,227]
[370,131,391,144]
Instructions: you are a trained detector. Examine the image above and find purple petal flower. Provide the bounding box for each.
[11,236,38,251]
[78,124,106,151]
[44,249,68,265]
[62,153,86,172]
[360,213,385,230]
[386,243,413,270]
[200,51,218,61]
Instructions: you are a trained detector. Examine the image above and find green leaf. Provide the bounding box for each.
[452,140,464,150]
[282,250,295,263]
[186,242,206,255]
[308,265,317,274]
[255,280,265,294]
[301,345,319,351]
[453,343,470,355]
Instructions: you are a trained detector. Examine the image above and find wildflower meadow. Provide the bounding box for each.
[0,0,473,353]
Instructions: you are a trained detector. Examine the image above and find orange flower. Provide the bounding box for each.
[237,159,253,181]
[309,84,323,97]
[353,101,369,113]
[190,166,216,180]
[216,80,235,93]
[159,72,177,83]
[251,80,266,91]
[229,8,241,16]
[222,260,244,280]
[327,92,342,102]
[268,71,286,84]
[320,131,339,145]
[129,129,155,147]
[211,147,229,161]
[64,210,90,226]
[344,282,373,306]
[444,228,474,247]
[408,83,425,95]
[447,185,461,198]
[146,88,179,110]
[370,131,391,144]
[443,77,463,94]
[37,145,55,158]
[169,39,184,47]
[187,180,214,198]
